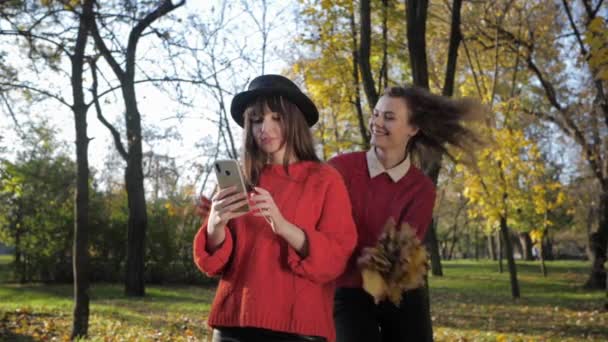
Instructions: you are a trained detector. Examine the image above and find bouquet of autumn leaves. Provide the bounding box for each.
[357,218,429,305]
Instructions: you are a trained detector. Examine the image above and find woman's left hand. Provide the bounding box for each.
[250,187,286,234]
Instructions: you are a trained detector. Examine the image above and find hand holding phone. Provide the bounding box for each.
[207,160,250,235]
[213,160,250,213]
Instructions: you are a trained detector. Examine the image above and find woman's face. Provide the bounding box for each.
[369,95,419,151]
[250,105,286,160]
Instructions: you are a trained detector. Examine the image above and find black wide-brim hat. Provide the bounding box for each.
[230,74,319,128]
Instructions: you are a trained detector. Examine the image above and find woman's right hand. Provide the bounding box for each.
[208,186,250,234]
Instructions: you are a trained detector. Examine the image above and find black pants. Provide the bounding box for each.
[211,327,327,342]
[333,287,433,342]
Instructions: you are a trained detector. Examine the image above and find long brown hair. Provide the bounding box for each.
[384,85,484,168]
[242,95,320,186]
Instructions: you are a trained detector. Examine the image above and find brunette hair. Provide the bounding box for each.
[383,85,485,168]
[242,95,320,186]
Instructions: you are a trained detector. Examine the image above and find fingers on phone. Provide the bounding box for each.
[221,198,249,213]
[214,186,238,201]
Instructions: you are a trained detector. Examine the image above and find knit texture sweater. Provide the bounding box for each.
[329,151,436,288]
[193,161,357,341]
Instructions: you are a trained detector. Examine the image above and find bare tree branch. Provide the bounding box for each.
[90,15,125,80]
[90,57,128,160]
[126,0,186,79]
[561,0,588,57]
[0,30,71,56]
[87,76,219,107]
[592,0,605,16]
[0,92,26,139]
[0,82,71,107]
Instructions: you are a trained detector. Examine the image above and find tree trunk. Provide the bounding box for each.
[463,230,470,258]
[513,232,524,260]
[488,234,497,260]
[90,0,184,297]
[543,232,554,261]
[442,0,462,97]
[416,0,463,273]
[539,235,547,277]
[349,7,369,148]
[404,0,437,338]
[498,231,503,273]
[426,219,443,276]
[123,84,147,297]
[359,0,378,112]
[15,232,25,283]
[585,205,595,261]
[406,0,429,89]
[447,226,458,260]
[71,1,94,338]
[585,192,607,290]
[379,0,389,92]
[519,232,533,261]
[425,160,443,276]
[474,225,479,260]
[500,217,520,298]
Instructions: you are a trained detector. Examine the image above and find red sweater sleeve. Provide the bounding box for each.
[287,168,357,284]
[192,224,234,276]
[401,180,436,241]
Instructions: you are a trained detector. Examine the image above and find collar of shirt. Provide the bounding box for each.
[366,148,411,182]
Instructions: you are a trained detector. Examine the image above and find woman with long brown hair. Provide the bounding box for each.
[329,85,482,342]
[193,74,357,342]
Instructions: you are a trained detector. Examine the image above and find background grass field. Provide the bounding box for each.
[1,257,606,341]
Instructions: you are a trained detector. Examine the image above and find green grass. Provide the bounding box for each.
[430,260,608,341]
[0,283,216,341]
[0,260,606,341]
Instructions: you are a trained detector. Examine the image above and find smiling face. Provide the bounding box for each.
[369,95,419,151]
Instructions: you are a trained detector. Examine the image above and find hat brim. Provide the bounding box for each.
[230,88,319,128]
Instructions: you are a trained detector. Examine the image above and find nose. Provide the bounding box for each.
[370,114,383,128]
[260,115,272,133]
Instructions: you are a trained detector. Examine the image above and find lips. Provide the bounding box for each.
[260,137,277,145]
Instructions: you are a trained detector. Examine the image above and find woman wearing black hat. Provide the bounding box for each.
[193,75,357,342]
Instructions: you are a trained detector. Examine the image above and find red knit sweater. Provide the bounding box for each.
[328,151,436,288]
[193,161,357,341]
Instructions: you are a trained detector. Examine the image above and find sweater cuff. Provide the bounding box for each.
[286,229,325,276]
[287,230,308,266]
[193,225,234,276]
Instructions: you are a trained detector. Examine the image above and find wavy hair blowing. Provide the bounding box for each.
[242,95,320,186]
[384,85,485,167]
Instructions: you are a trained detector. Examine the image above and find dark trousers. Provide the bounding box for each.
[211,327,327,342]
[333,287,433,342]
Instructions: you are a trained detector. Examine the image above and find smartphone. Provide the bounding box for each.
[213,159,250,213]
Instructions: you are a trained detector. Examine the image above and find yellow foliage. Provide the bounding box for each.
[459,113,566,235]
[585,17,608,81]
[530,229,543,246]
[361,269,388,304]
[359,220,429,305]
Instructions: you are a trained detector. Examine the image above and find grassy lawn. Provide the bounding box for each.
[0,258,606,341]
[430,260,607,341]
